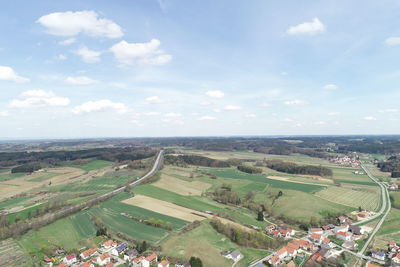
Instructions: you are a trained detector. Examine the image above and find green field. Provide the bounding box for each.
[315,186,380,211]
[18,211,97,259]
[52,175,134,192]
[61,159,113,171]
[0,172,25,181]
[204,168,326,193]
[27,172,59,182]
[162,221,269,267]
[0,196,32,209]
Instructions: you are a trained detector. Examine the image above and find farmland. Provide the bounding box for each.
[60,159,113,172]
[162,221,268,267]
[315,186,380,211]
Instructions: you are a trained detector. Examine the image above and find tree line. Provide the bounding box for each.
[164,154,230,168]
[263,159,333,177]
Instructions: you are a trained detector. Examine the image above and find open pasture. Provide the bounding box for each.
[162,222,268,267]
[315,186,380,211]
[153,174,211,196]
[0,168,85,201]
[0,239,32,267]
[123,194,209,222]
[204,168,326,193]
[60,159,113,172]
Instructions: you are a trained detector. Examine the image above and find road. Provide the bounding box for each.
[21,150,164,237]
[357,164,391,255]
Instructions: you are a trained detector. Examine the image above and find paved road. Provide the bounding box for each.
[24,150,164,234]
[357,164,391,255]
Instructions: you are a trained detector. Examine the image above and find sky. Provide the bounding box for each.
[1,0,400,138]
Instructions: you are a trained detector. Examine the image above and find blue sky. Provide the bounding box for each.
[1,0,400,138]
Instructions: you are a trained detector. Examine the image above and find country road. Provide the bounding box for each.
[357,164,391,255]
[11,150,165,238]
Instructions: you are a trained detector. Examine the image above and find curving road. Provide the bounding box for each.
[357,164,391,255]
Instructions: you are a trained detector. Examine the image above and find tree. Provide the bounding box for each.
[358,206,362,212]
[138,241,147,253]
[189,257,203,267]
[277,191,283,197]
[257,211,264,221]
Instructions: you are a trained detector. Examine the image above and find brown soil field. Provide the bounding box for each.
[153,174,211,196]
[122,195,254,232]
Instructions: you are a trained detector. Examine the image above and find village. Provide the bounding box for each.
[42,239,178,267]
[255,214,400,267]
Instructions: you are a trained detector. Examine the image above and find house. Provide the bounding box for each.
[334,224,349,233]
[268,255,280,266]
[392,253,400,263]
[80,248,98,260]
[111,243,128,256]
[63,254,76,265]
[336,231,352,241]
[132,256,145,267]
[158,260,170,267]
[349,225,364,235]
[266,225,276,233]
[96,253,111,266]
[295,239,313,251]
[371,250,386,261]
[124,249,139,261]
[342,241,358,250]
[81,262,94,267]
[286,246,298,257]
[366,263,381,267]
[102,240,117,249]
[222,250,243,261]
[58,263,68,267]
[309,233,324,244]
[106,263,114,267]
[353,234,362,241]
[389,184,399,191]
[309,228,324,235]
[276,247,288,260]
[142,253,158,267]
[338,216,348,224]
[287,261,296,267]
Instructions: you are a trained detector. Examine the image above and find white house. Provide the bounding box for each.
[96,253,111,266]
[336,231,352,241]
[222,250,243,262]
[371,250,385,261]
[142,253,158,267]
[63,254,76,265]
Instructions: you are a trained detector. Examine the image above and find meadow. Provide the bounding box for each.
[162,221,269,267]
[60,159,113,172]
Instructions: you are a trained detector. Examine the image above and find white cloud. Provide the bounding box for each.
[260,103,271,107]
[224,105,241,110]
[245,114,256,118]
[314,121,326,125]
[162,119,184,125]
[37,11,123,38]
[144,112,160,116]
[212,109,221,113]
[200,101,211,106]
[281,71,288,76]
[284,100,308,105]
[75,46,101,63]
[58,38,76,46]
[108,82,127,88]
[363,116,377,121]
[283,118,293,122]
[72,99,127,114]
[328,112,340,116]
[164,112,181,118]
[144,96,162,104]
[385,37,400,46]
[10,90,70,108]
[198,116,216,120]
[205,90,224,98]
[0,66,30,83]
[57,54,67,60]
[109,39,172,66]
[378,109,399,113]
[0,111,9,117]
[286,18,325,35]
[323,84,338,90]
[65,76,98,85]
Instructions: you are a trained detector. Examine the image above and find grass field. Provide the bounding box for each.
[162,221,269,267]
[60,159,113,172]
[0,172,25,182]
[374,208,400,248]
[18,211,97,259]
[204,168,326,193]
[0,239,32,267]
[315,186,380,211]
[0,196,32,209]
[153,174,211,196]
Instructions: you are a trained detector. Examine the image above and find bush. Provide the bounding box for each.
[237,165,262,174]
